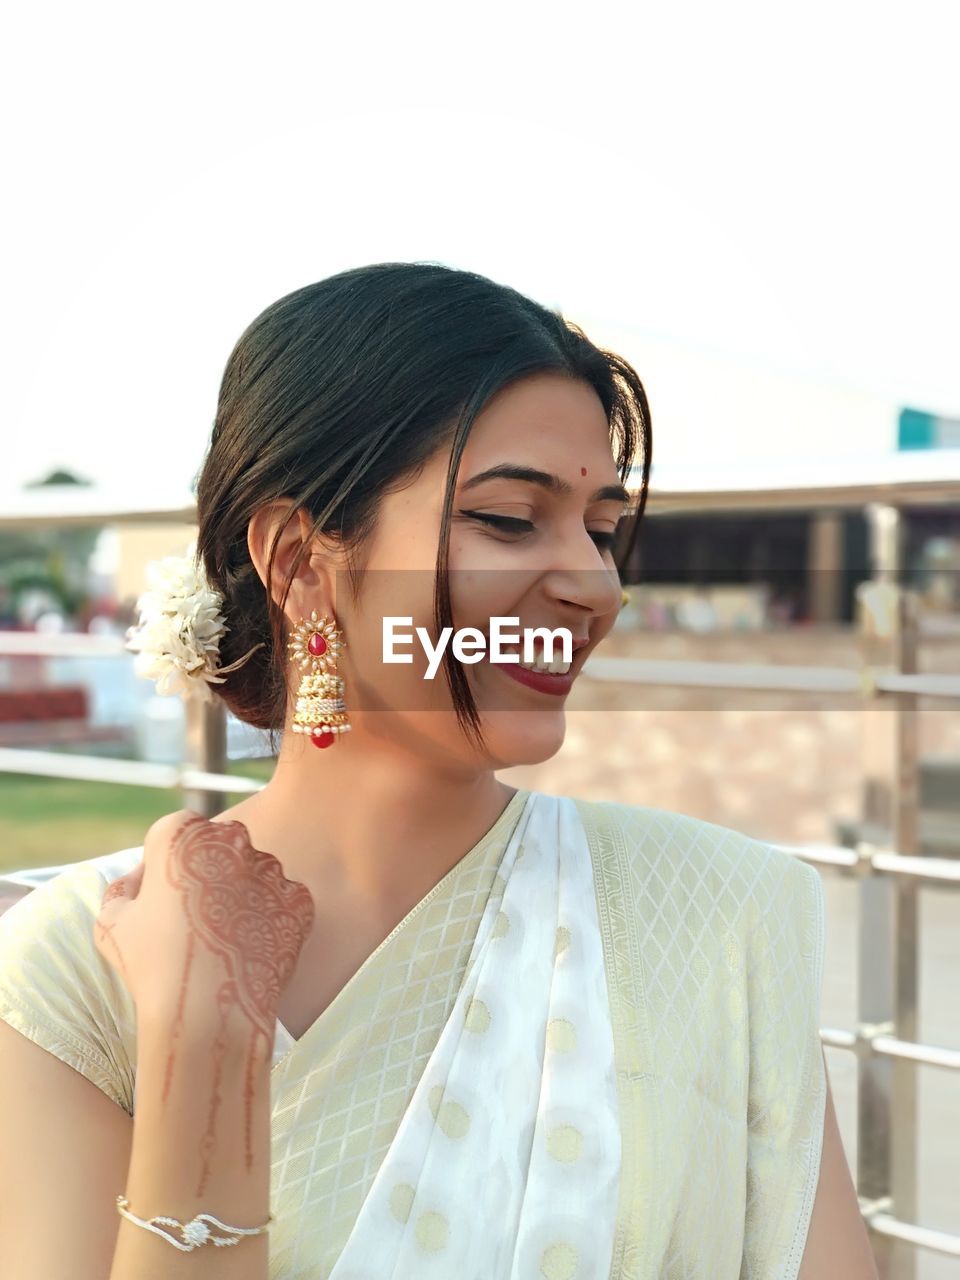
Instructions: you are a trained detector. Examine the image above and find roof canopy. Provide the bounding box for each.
[2,449,959,529]
[632,449,960,514]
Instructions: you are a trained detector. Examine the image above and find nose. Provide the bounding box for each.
[540,530,623,619]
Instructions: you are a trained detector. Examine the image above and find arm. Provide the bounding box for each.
[93,810,311,1277]
[1,810,315,1277]
[0,1010,272,1279]
[109,1008,273,1277]
[797,1049,879,1280]
[0,1018,133,1276]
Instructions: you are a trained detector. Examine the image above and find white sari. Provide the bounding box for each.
[318,789,620,1279]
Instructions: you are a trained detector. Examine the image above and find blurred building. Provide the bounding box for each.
[569,320,960,629]
[621,452,960,627]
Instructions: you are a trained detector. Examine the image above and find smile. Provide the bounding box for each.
[485,652,575,697]
[493,643,572,675]
[382,616,580,682]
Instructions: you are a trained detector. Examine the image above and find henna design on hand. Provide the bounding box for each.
[95,876,136,980]
[161,929,196,1110]
[93,917,130,983]
[102,879,128,904]
[165,816,315,1036]
[162,814,315,1186]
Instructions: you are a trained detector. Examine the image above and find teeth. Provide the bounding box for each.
[490,638,572,675]
[516,650,571,675]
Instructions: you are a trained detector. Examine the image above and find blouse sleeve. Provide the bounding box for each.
[740,850,827,1280]
[0,858,138,1114]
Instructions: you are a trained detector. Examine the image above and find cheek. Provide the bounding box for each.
[343,586,459,711]
[448,537,530,630]
[351,571,435,651]
[449,570,505,631]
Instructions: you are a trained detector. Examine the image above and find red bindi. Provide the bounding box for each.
[581,467,587,476]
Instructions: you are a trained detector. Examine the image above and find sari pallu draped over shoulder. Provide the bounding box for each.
[266,790,825,1280]
[268,789,621,1279]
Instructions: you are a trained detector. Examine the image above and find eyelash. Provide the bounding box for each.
[462,511,618,552]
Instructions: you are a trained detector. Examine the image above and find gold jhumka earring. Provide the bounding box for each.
[287,610,351,749]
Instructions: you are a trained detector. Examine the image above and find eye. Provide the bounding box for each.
[460,511,534,536]
[460,510,617,551]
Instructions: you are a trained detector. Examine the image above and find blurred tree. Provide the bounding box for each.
[0,469,104,622]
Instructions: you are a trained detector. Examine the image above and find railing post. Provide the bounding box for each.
[182,697,228,817]
[809,509,844,623]
[855,501,920,1280]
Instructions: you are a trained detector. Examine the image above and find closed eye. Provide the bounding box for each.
[460,510,617,551]
[462,511,533,535]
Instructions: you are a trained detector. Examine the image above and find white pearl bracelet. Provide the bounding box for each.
[116,1194,273,1251]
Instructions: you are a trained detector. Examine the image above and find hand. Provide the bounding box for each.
[94,810,315,1049]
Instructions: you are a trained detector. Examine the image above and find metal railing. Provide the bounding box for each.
[1,501,958,1279]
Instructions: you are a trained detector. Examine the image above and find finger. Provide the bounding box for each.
[96,870,136,936]
[141,810,207,892]
[117,859,146,899]
[94,876,135,982]
[101,876,132,908]
[96,858,145,928]
[143,809,207,861]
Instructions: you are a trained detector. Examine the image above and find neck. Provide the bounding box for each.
[220,734,519,908]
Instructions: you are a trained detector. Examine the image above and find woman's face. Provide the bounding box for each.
[331,371,628,773]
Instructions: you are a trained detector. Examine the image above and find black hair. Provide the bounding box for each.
[194,261,651,755]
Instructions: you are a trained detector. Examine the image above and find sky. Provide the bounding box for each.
[2,0,958,497]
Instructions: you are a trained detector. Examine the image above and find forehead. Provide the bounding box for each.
[458,372,615,472]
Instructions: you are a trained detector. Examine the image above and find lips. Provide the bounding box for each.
[481,630,588,697]
[485,653,574,697]
[486,631,590,660]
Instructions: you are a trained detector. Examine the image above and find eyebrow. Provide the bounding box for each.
[460,463,630,506]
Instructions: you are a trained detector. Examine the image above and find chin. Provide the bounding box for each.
[481,711,567,768]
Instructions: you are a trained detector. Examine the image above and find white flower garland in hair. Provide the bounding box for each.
[124,540,265,703]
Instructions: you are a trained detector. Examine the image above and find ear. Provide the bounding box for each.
[246,500,343,623]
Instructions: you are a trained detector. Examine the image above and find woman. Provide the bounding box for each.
[0,262,876,1278]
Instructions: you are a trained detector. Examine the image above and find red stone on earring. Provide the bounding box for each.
[310,728,335,749]
[308,632,327,657]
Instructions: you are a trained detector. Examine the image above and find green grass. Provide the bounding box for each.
[0,758,276,873]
